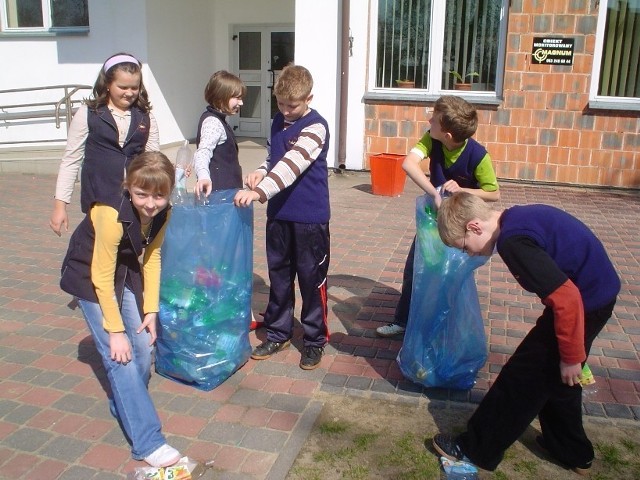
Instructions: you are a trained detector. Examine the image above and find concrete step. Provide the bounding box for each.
[0,144,65,174]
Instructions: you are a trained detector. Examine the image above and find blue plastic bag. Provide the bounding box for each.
[397,195,489,389]
[155,189,253,390]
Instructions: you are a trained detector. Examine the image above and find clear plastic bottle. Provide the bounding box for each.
[172,140,192,205]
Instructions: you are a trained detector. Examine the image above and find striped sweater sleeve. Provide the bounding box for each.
[255,122,327,202]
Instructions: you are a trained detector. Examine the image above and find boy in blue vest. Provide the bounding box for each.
[376,95,500,337]
[432,192,620,475]
[234,64,330,370]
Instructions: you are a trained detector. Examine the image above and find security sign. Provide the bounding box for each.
[532,37,574,65]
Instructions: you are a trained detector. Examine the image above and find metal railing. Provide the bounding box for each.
[0,84,92,145]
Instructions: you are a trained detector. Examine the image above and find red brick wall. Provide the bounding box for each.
[364,1,640,189]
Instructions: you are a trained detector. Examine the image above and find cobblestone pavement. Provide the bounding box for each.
[0,152,639,478]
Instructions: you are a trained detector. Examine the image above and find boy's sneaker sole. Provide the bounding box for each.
[535,435,591,476]
[251,340,291,360]
[376,323,406,337]
[432,434,466,462]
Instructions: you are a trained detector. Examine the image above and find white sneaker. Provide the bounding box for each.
[376,323,406,337]
[144,444,181,468]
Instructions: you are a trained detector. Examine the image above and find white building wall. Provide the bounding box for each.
[292,0,367,170]
[145,0,214,143]
[294,0,340,168]
[345,1,369,171]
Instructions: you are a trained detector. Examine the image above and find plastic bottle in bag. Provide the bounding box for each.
[172,140,192,205]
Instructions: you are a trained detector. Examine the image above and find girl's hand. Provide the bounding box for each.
[195,179,212,199]
[245,171,265,190]
[50,200,69,236]
[234,189,260,207]
[138,312,158,346]
[109,332,132,364]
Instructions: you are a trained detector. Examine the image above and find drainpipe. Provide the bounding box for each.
[337,0,350,170]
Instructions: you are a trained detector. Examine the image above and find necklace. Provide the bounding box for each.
[141,220,153,245]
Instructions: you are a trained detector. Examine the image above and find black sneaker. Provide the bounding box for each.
[251,340,291,360]
[300,346,324,370]
[432,433,467,462]
[535,435,592,476]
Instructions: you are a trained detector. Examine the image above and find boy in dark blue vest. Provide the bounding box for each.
[376,95,500,337]
[234,65,330,370]
[433,192,620,475]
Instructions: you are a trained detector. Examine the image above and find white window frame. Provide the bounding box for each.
[589,1,640,111]
[367,0,508,103]
[0,0,88,33]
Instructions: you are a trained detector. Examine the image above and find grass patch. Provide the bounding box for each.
[596,442,629,471]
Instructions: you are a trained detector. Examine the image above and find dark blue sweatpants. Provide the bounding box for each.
[263,219,330,348]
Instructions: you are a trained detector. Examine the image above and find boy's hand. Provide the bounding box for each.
[138,312,158,346]
[434,191,443,209]
[195,179,212,199]
[560,361,583,386]
[441,179,462,194]
[234,189,260,207]
[245,171,265,190]
[109,331,132,364]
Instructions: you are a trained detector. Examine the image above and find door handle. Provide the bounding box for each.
[267,69,276,89]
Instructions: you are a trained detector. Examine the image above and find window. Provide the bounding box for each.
[1,0,88,31]
[372,0,507,95]
[591,0,640,106]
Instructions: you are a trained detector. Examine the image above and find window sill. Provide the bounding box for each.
[587,99,640,113]
[363,90,502,108]
[0,28,89,38]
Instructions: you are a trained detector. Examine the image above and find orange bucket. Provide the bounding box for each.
[369,153,406,196]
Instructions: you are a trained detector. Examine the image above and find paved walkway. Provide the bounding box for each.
[1,141,639,479]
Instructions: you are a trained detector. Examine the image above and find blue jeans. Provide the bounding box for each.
[78,288,166,460]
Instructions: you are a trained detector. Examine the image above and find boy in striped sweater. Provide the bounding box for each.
[234,65,330,370]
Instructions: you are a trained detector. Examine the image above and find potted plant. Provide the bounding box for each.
[449,70,479,90]
[396,79,415,89]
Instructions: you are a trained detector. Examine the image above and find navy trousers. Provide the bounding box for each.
[394,236,416,328]
[263,219,330,348]
[458,300,615,471]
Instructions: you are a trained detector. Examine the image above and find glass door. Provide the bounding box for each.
[231,25,294,138]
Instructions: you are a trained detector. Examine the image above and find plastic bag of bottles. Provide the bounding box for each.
[397,194,489,390]
[156,189,253,391]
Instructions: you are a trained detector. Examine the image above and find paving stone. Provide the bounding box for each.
[4,404,41,424]
[52,393,98,414]
[57,465,100,480]
[229,388,271,408]
[9,366,43,382]
[240,428,288,452]
[266,393,309,414]
[4,427,52,452]
[199,422,249,445]
[40,436,91,462]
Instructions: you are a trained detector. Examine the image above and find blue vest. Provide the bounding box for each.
[429,137,486,189]
[81,105,150,212]
[266,110,330,223]
[498,204,620,312]
[196,107,242,190]
[60,194,170,316]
